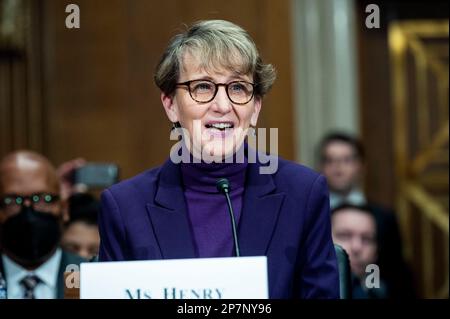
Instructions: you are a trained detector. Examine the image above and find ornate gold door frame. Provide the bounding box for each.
[389,20,449,298]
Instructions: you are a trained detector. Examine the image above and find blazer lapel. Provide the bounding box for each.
[56,253,65,299]
[147,159,197,259]
[238,160,285,256]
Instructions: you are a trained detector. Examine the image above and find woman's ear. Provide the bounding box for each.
[250,97,262,127]
[161,92,179,123]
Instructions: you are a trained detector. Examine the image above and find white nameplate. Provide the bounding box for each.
[80,256,268,299]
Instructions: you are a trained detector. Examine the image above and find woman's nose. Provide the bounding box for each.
[210,86,232,113]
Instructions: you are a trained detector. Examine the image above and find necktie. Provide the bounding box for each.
[20,274,41,299]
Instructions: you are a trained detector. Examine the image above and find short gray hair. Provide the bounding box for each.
[154,20,276,98]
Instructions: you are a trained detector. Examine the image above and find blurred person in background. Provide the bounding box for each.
[57,158,87,201]
[318,132,415,298]
[318,133,366,209]
[61,193,100,261]
[331,204,388,299]
[0,151,85,299]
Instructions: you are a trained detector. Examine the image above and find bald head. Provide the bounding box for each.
[0,150,60,197]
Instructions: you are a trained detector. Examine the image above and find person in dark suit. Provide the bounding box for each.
[61,193,100,261]
[318,132,415,298]
[331,204,389,299]
[0,151,85,299]
[98,19,339,299]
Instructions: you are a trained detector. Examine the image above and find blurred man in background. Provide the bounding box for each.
[318,132,415,298]
[332,204,388,298]
[318,133,366,209]
[62,193,100,261]
[57,158,87,201]
[0,151,85,299]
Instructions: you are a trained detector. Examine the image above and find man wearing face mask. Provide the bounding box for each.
[0,151,86,299]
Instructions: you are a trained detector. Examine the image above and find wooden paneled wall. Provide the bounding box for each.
[356,0,449,208]
[0,0,294,180]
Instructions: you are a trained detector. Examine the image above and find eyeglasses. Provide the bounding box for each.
[321,155,358,166]
[176,79,255,105]
[0,193,60,214]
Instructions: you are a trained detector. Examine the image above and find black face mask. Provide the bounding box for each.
[1,206,61,268]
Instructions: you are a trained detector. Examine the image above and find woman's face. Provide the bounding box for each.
[161,52,262,160]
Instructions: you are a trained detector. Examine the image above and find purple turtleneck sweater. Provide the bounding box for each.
[180,160,247,258]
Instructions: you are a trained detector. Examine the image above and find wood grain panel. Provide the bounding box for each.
[39,0,294,179]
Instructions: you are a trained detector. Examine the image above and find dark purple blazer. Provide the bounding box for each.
[98,156,339,299]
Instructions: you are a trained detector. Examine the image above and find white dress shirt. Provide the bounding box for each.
[329,188,367,210]
[2,248,62,299]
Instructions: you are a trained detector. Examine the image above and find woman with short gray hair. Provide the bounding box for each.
[98,19,339,299]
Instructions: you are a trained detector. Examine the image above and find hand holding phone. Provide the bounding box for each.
[74,163,119,189]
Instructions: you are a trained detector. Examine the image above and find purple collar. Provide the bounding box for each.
[180,159,248,193]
